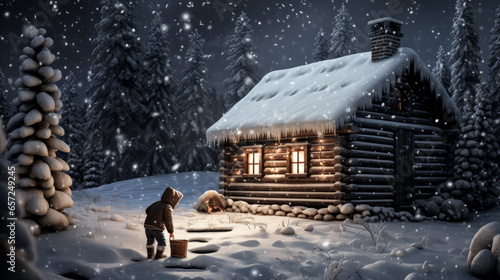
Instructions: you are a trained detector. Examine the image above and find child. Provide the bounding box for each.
[144,186,183,259]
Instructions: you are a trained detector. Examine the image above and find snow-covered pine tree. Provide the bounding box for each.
[329,3,358,59]
[223,11,261,111]
[6,27,73,231]
[487,5,500,142]
[449,0,481,113]
[59,72,85,188]
[453,83,499,210]
[140,13,177,176]
[0,68,14,130]
[432,45,452,95]
[85,0,146,183]
[312,27,329,62]
[177,30,217,172]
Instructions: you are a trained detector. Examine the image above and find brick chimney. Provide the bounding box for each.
[368,17,404,61]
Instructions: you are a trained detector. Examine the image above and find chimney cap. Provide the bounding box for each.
[367,17,403,26]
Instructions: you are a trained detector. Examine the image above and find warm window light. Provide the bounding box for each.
[248,152,261,175]
[292,150,305,174]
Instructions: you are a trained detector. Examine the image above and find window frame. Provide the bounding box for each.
[242,145,263,178]
[285,142,308,178]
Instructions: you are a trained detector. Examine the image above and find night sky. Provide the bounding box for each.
[0,0,498,101]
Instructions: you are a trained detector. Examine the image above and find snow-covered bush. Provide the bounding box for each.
[6,27,73,231]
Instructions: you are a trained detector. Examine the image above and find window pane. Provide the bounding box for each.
[255,162,259,174]
[292,151,297,162]
[248,153,253,164]
[299,151,304,162]
[292,163,297,174]
[249,164,254,174]
[299,163,305,174]
[255,153,260,163]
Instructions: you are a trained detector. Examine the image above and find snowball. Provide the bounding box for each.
[35,128,52,139]
[20,58,39,72]
[46,69,62,83]
[24,109,43,126]
[468,222,500,267]
[29,160,51,180]
[302,208,318,216]
[110,214,126,222]
[22,74,42,87]
[280,226,295,235]
[340,203,355,215]
[18,188,49,217]
[36,48,55,65]
[48,191,73,210]
[17,153,34,166]
[37,66,54,80]
[470,249,496,277]
[31,35,45,48]
[42,156,64,171]
[42,37,53,48]
[37,91,55,112]
[52,171,72,190]
[23,140,48,157]
[38,208,69,230]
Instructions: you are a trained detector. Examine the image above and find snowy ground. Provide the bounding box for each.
[32,172,495,280]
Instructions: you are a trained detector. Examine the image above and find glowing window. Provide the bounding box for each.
[247,152,261,175]
[291,150,305,174]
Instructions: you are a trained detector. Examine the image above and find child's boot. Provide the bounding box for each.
[155,246,166,259]
[147,245,155,259]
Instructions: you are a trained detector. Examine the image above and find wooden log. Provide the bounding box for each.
[347,192,394,200]
[227,182,337,192]
[356,110,433,126]
[226,196,342,207]
[264,160,287,167]
[414,156,447,163]
[415,185,436,192]
[354,117,444,134]
[348,133,394,145]
[344,184,394,192]
[310,151,336,159]
[264,153,288,160]
[414,148,448,157]
[347,141,394,153]
[347,166,394,175]
[350,174,395,184]
[225,190,343,200]
[414,170,451,177]
[310,158,337,166]
[349,199,394,206]
[414,134,445,142]
[263,167,286,174]
[414,163,448,170]
[345,158,394,167]
[415,177,448,184]
[334,147,394,160]
[310,166,336,174]
[352,126,394,137]
[414,141,447,150]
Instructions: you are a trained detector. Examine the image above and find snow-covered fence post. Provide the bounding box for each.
[6,27,74,232]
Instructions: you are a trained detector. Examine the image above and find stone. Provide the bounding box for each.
[391,248,406,257]
[43,37,54,48]
[314,214,323,220]
[20,58,39,72]
[440,199,468,221]
[323,214,335,221]
[292,207,303,215]
[48,191,73,210]
[280,226,295,235]
[271,204,281,211]
[44,112,60,126]
[470,249,496,278]
[491,234,500,259]
[424,201,440,216]
[36,48,55,65]
[29,160,51,180]
[336,214,347,220]
[304,225,314,232]
[18,153,34,166]
[286,213,296,218]
[42,156,64,171]
[46,69,62,83]
[52,171,72,190]
[327,205,339,214]
[340,203,355,215]
[46,137,70,153]
[318,208,329,215]
[302,208,318,216]
[18,188,49,217]
[372,206,381,214]
[22,74,42,87]
[36,91,55,112]
[24,109,43,126]
[37,66,55,80]
[297,214,307,218]
[38,208,69,230]
[17,177,37,188]
[468,222,500,267]
[275,211,286,216]
[355,204,371,213]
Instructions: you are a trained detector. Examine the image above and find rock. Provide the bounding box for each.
[391,248,406,257]
[46,69,62,83]
[275,211,286,216]
[304,225,314,232]
[22,74,42,87]
[440,199,468,221]
[372,206,381,214]
[286,213,296,218]
[470,249,496,277]
[18,153,34,166]
[280,204,292,212]
[302,208,318,216]
[355,204,371,213]
[280,226,295,235]
[335,214,348,220]
[38,208,69,230]
[272,240,285,248]
[36,48,55,65]
[362,210,371,217]
[20,58,39,72]
[52,171,72,190]
[24,109,43,126]
[491,234,500,260]
[318,208,329,215]
[49,126,65,137]
[271,204,281,211]
[20,219,41,236]
[292,207,303,215]
[323,214,335,221]
[327,205,339,214]
[23,140,48,157]
[340,203,355,215]
[43,37,54,48]
[44,112,60,126]
[35,128,52,139]
[29,160,51,180]
[36,91,55,112]
[18,189,49,216]
[42,186,56,198]
[18,90,36,102]
[61,211,75,225]
[110,214,126,222]
[314,214,323,220]
[17,177,37,188]
[297,214,307,219]
[42,156,64,171]
[467,222,500,267]
[48,191,73,210]
[38,66,54,80]
[424,201,440,216]
[268,209,275,215]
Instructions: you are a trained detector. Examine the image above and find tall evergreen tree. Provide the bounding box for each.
[177,30,217,172]
[449,0,481,113]
[84,0,146,183]
[0,69,13,129]
[223,11,261,111]
[432,46,452,95]
[487,6,500,141]
[60,72,85,188]
[329,3,358,59]
[140,13,177,176]
[312,27,329,62]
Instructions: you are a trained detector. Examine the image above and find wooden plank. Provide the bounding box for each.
[345,158,394,167]
[227,196,342,207]
[348,134,394,145]
[264,154,288,160]
[227,182,338,192]
[414,148,448,157]
[414,134,445,142]
[225,190,343,199]
[349,199,394,206]
[310,151,336,159]
[414,163,448,170]
[263,167,287,174]
[347,141,394,153]
[310,158,338,166]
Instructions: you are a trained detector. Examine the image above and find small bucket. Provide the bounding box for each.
[170,239,189,258]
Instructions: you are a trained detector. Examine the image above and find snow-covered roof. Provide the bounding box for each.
[367,17,403,26]
[207,48,460,144]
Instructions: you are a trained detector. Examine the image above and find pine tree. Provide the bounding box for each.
[312,27,329,62]
[6,27,73,231]
[449,0,481,113]
[487,6,500,141]
[453,83,499,209]
[0,69,14,129]
[432,46,452,95]
[329,3,358,59]
[177,30,217,172]
[59,72,85,188]
[84,0,146,183]
[223,11,261,111]
[140,13,177,176]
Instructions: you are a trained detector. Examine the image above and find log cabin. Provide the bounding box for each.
[206,18,461,210]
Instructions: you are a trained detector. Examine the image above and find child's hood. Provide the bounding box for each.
[161,187,183,208]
